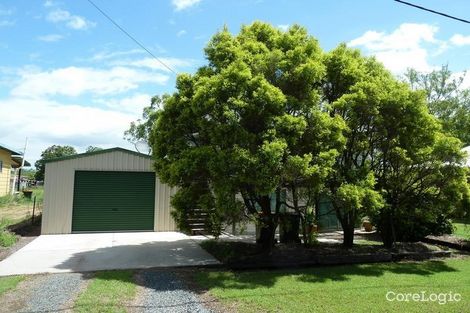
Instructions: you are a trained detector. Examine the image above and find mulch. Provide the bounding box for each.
[201,239,454,271]
[422,235,470,252]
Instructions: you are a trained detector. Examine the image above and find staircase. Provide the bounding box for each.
[186,208,209,235]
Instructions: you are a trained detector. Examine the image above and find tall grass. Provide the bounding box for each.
[0,187,43,208]
[0,218,17,247]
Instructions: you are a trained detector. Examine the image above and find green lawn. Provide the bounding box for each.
[0,276,24,296]
[73,270,136,313]
[453,222,470,240]
[195,258,470,313]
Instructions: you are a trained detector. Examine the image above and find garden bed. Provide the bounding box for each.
[423,234,470,252]
[200,240,452,270]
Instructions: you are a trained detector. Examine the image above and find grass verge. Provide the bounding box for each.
[0,276,24,296]
[195,258,470,313]
[73,270,136,313]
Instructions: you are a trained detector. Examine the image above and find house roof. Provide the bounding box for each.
[0,143,22,155]
[44,147,152,164]
[11,156,31,168]
[0,142,30,167]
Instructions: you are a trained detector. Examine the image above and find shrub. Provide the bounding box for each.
[0,231,17,247]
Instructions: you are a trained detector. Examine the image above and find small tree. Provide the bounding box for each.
[34,145,77,180]
[86,146,103,153]
[404,66,470,146]
[124,96,166,153]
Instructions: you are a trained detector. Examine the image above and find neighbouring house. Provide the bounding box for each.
[0,143,30,196]
[42,147,177,234]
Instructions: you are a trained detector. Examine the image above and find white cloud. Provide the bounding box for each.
[43,0,56,7]
[456,71,470,90]
[450,34,470,46]
[172,0,201,11]
[95,93,152,114]
[0,8,13,16]
[37,34,64,42]
[123,57,195,72]
[177,29,187,37]
[0,97,140,164]
[90,49,146,62]
[348,23,445,73]
[277,24,289,32]
[0,20,14,27]
[11,66,169,98]
[47,9,95,30]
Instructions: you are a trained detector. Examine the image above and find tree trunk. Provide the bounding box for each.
[258,220,276,250]
[338,211,355,248]
[342,223,354,248]
[380,213,395,248]
[256,195,277,252]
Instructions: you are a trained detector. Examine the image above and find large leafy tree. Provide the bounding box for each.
[323,45,388,247]
[323,46,468,247]
[34,145,77,180]
[151,23,344,249]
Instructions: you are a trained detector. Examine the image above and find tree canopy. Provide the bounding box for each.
[131,22,469,248]
[34,145,77,180]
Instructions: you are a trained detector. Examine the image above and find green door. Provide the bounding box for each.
[72,171,155,232]
[318,196,341,231]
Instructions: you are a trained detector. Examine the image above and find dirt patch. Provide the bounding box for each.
[0,275,38,313]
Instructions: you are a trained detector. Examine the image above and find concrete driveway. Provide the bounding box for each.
[0,232,219,276]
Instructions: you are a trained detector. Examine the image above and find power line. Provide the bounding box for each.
[85,0,177,74]
[394,0,470,24]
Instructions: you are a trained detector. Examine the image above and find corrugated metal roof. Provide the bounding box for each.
[44,147,152,163]
[0,142,22,155]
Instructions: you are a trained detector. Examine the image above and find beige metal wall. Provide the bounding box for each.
[42,150,177,234]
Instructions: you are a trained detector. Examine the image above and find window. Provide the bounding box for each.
[0,160,3,171]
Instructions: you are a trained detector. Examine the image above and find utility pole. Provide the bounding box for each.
[16,137,28,192]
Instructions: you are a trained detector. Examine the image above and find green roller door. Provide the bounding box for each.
[72,171,155,232]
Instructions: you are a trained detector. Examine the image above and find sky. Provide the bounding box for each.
[1,0,470,165]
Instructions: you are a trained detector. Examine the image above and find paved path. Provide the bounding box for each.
[0,232,219,276]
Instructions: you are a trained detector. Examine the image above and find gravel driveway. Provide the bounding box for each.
[0,273,88,313]
[133,271,212,313]
[0,270,213,313]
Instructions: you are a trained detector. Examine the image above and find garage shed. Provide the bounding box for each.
[42,148,177,234]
